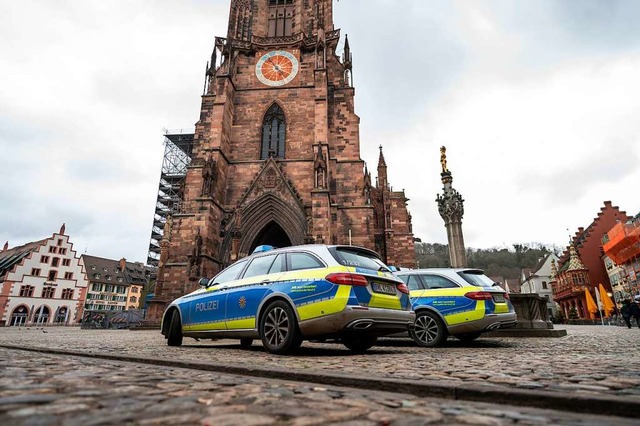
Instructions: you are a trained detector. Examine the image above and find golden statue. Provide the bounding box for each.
[440,146,449,173]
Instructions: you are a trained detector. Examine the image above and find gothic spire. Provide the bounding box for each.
[377,145,386,167]
[550,258,558,280]
[566,245,587,271]
[343,34,352,68]
[377,145,388,189]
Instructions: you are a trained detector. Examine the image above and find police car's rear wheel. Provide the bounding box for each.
[167,310,183,347]
[411,311,446,347]
[342,334,377,353]
[260,301,302,354]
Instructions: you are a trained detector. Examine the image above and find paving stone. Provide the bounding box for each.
[0,326,639,425]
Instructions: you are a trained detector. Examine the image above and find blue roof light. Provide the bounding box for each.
[253,245,275,254]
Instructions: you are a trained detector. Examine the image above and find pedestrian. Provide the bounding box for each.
[630,297,640,329]
[621,300,632,328]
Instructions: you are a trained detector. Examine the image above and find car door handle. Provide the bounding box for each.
[260,280,270,285]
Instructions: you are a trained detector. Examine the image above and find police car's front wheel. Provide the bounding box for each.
[167,310,183,347]
[411,311,447,347]
[259,301,302,355]
[342,334,377,353]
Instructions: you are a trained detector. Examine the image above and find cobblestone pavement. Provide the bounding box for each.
[1,325,639,403]
[1,347,637,425]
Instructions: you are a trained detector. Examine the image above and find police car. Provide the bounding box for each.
[161,245,414,354]
[395,268,516,347]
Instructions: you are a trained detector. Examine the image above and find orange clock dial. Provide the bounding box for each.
[255,50,299,87]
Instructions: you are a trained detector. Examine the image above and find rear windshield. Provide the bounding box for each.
[329,247,389,272]
[457,270,495,288]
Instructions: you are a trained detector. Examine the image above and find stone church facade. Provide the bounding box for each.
[148,0,415,320]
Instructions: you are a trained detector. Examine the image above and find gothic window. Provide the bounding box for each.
[261,104,286,159]
[268,0,294,37]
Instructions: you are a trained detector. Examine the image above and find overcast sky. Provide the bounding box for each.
[1,0,639,263]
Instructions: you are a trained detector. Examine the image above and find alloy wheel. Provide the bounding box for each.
[264,306,289,347]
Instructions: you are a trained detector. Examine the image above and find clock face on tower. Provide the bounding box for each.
[255,50,299,87]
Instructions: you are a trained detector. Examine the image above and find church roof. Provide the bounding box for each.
[565,246,587,272]
[0,239,47,280]
[81,254,148,287]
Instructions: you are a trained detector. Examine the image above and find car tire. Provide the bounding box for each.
[167,310,183,347]
[455,332,482,342]
[342,334,377,353]
[240,337,253,348]
[411,311,447,347]
[259,300,302,355]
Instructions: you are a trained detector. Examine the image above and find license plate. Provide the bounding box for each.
[372,282,396,295]
[493,294,506,303]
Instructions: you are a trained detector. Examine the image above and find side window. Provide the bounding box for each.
[421,275,459,289]
[268,254,285,274]
[398,275,423,291]
[242,255,277,279]
[405,275,424,291]
[213,261,248,285]
[288,252,324,271]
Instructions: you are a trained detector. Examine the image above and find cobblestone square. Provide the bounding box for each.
[1,325,639,424]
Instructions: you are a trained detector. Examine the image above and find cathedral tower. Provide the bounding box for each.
[148,0,415,320]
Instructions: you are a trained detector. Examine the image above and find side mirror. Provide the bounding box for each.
[198,277,210,287]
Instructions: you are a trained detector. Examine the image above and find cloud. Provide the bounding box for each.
[2,0,640,260]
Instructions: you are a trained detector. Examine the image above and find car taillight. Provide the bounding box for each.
[464,291,493,300]
[503,292,510,300]
[325,273,368,287]
[397,283,410,294]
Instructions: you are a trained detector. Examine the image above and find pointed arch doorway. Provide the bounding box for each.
[250,221,292,253]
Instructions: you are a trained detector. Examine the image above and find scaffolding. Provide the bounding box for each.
[147,129,195,268]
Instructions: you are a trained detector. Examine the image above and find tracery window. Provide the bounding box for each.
[268,0,294,37]
[261,104,286,159]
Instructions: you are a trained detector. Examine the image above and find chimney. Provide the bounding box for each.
[60,223,66,235]
[119,258,127,272]
[2,241,8,252]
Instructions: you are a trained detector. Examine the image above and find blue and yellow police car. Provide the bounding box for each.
[161,244,414,354]
[395,268,516,346]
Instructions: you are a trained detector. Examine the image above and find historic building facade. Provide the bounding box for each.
[519,253,559,318]
[0,225,88,326]
[148,0,415,319]
[552,201,632,319]
[80,255,148,312]
[602,213,640,303]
